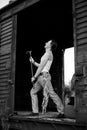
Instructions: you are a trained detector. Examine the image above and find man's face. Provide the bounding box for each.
[44,40,52,49]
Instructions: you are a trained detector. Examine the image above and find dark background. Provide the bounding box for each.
[15,0,73,111]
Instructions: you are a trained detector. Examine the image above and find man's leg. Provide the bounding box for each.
[42,86,49,114]
[47,80,64,114]
[30,81,41,113]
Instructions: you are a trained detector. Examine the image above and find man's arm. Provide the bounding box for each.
[30,57,40,67]
[34,61,40,67]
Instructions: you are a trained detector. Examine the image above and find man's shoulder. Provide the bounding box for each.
[43,51,53,58]
[46,51,52,54]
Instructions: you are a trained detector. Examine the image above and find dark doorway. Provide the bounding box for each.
[15,0,73,111]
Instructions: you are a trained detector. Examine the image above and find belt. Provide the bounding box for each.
[40,72,49,76]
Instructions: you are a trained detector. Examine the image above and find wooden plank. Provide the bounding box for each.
[0,62,8,69]
[1,28,12,35]
[25,0,39,8]
[0,51,11,57]
[77,33,87,39]
[77,38,87,45]
[0,75,9,79]
[1,18,12,26]
[0,82,8,86]
[0,87,9,91]
[0,61,11,69]
[0,58,10,63]
[0,84,8,87]
[0,95,9,99]
[76,1,87,9]
[76,11,87,19]
[75,0,86,4]
[0,87,9,90]
[1,39,12,46]
[0,53,10,60]
[0,57,11,63]
[1,20,12,28]
[0,85,9,89]
[0,77,9,82]
[77,17,87,24]
[1,35,12,42]
[76,6,87,14]
[1,32,12,39]
[0,71,10,75]
[0,68,9,71]
[0,58,10,64]
[1,24,12,32]
[0,78,9,83]
[77,22,87,29]
[0,91,9,95]
[77,27,87,34]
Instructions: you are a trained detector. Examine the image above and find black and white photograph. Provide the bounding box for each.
[0,0,87,130]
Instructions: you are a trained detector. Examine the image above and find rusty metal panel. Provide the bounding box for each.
[0,17,13,116]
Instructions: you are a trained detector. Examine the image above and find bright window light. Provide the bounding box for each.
[64,47,75,86]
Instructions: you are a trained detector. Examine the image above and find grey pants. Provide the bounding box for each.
[30,72,64,114]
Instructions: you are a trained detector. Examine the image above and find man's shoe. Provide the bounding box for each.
[29,112,39,116]
[56,113,65,118]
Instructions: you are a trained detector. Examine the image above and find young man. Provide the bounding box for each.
[30,40,64,117]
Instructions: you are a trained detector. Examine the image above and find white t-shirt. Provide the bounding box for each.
[41,51,53,73]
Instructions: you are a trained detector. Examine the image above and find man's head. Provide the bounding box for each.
[45,40,57,51]
[50,40,57,51]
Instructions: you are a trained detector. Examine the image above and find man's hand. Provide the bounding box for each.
[29,57,35,64]
[31,76,36,82]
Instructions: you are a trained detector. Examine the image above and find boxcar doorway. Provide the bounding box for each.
[15,0,73,112]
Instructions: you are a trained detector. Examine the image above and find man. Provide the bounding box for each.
[30,40,64,117]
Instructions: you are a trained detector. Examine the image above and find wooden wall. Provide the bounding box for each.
[73,0,87,123]
[0,16,17,116]
[73,0,87,69]
[0,18,13,115]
